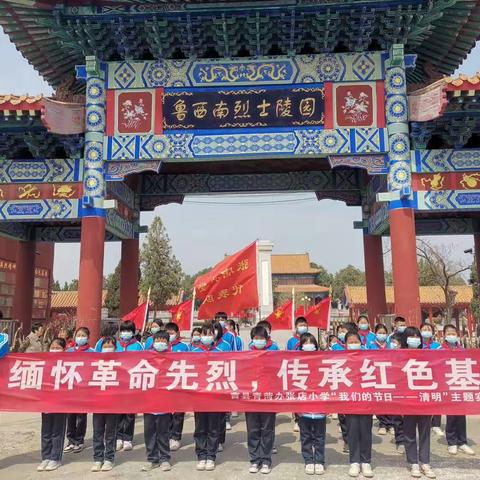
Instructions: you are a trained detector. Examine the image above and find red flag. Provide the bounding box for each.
[196,242,258,320]
[168,299,193,332]
[122,301,148,331]
[304,296,330,329]
[295,305,305,317]
[265,299,293,330]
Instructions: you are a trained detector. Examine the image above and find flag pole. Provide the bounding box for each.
[291,287,295,331]
[190,288,196,332]
[141,287,151,335]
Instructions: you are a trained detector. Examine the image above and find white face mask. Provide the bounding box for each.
[102,347,115,353]
[302,343,316,352]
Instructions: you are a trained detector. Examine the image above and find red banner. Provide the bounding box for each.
[1,350,480,414]
[169,299,193,331]
[122,301,148,331]
[196,242,258,319]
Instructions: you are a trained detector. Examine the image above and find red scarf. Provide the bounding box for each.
[170,337,182,347]
[251,338,274,351]
[195,343,214,352]
[442,341,463,350]
[374,340,387,349]
[119,338,137,350]
[74,343,91,352]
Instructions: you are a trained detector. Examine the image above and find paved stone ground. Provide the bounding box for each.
[0,412,479,479]
[1,330,479,479]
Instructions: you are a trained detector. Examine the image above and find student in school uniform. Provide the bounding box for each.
[357,315,375,347]
[246,325,277,474]
[441,324,475,456]
[190,326,202,351]
[286,317,309,351]
[38,338,68,472]
[327,334,339,350]
[142,331,173,471]
[191,323,228,471]
[224,318,243,351]
[344,331,374,478]
[387,316,407,345]
[420,323,441,350]
[331,322,358,453]
[163,322,189,452]
[64,327,94,454]
[91,336,119,472]
[115,320,144,452]
[401,326,436,479]
[367,324,393,436]
[387,333,406,454]
[256,320,280,350]
[297,333,326,475]
[143,320,165,351]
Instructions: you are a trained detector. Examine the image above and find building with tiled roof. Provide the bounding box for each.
[345,285,475,332]
[271,253,328,300]
[51,290,108,312]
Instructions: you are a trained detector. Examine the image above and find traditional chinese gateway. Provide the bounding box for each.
[0,0,479,339]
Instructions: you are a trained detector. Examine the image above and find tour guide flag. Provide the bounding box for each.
[304,296,330,329]
[195,241,258,320]
[122,301,148,331]
[3,350,480,415]
[168,299,193,331]
[265,299,293,330]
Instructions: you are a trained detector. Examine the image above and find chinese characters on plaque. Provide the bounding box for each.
[163,86,325,130]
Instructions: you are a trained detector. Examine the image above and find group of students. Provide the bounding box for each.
[37,313,475,478]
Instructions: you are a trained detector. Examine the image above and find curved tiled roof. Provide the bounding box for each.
[445,72,480,89]
[0,94,44,111]
[345,285,473,307]
[51,290,107,309]
[274,284,329,294]
[271,254,320,275]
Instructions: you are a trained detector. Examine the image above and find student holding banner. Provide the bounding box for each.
[401,327,436,479]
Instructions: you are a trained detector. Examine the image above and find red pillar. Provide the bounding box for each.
[77,217,106,342]
[12,241,36,334]
[389,208,421,326]
[120,238,139,317]
[363,234,387,325]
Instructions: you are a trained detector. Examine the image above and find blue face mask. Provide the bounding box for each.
[120,331,133,342]
[397,326,406,334]
[338,332,346,343]
[253,339,267,349]
[169,334,177,342]
[421,331,433,340]
[153,342,168,352]
[445,335,458,344]
[376,333,387,343]
[192,335,201,343]
[297,326,308,335]
[347,343,362,350]
[358,324,369,331]
[151,327,160,334]
[201,336,214,346]
[407,337,421,348]
[75,336,88,346]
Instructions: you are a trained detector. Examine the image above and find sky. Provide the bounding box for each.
[0,29,479,283]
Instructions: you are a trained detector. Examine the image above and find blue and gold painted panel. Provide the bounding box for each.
[416,190,480,211]
[0,159,83,184]
[412,149,480,173]
[0,200,80,220]
[106,53,385,89]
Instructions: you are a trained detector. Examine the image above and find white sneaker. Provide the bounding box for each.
[388,427,395,435]
[91,462,103,472]
[170,439,181,451]
[420,464,436,479]
[63,443,74,453]
[73,444,84,453]
[217,443,224,452]
[378,427,387,435]
[116,439,123,451]
[123,441,133,451]
[196,460,206,471]
[459,444,475,455]
[37,460,49,471]
[332,413,339,420]
[226,421,232,431]
[314,464,325,475]
[396,444,405,455]
[249,463,259,473]
[293,422,300,432]
[260,464,271,474]
[305,464,315,475]
[231,412,239,418]
[160,461,172,471]
[45,461,61,471]
[101,461,114,471]
[205,460,215,471]
[272,446,278,454]
[410,464,421,478]
[361,463,374,478]
[448,445,458,455]
[432,427,444,436]
[348,463,360,477]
